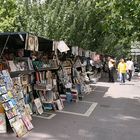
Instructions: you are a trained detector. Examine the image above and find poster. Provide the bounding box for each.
[27,34,38,51]
[0,113,6,133]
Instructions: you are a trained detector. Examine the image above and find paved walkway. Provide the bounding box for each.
[1,76,140,140]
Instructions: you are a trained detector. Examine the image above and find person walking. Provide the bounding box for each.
[126,58,134,81]
[118,58,127,83]
[108,57,115,82]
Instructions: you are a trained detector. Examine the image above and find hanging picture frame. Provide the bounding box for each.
[26,34,39,52]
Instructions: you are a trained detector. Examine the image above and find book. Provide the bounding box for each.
[22,115,34,131]
[0,113,6,133]
[1,92,14,103]
[10,99,17,106]
[17,91,24,100]
[9,116,19,126]
[2,70,10,77]
[21,75,28,85]
[2,100,15,111]
[12,77,22,86]
[13,57,33,71]
[25,104,33,115]
[0,86,7,95]
[12,119,27,137]
[7,91,13,98]
[0,78,5,86]
[8,61,17,72]
[5,107,18,119]
[1,94,10,102]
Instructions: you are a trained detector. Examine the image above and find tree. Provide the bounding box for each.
[99,0,140,56]
[1,0,140,57]
[0,0,18,32]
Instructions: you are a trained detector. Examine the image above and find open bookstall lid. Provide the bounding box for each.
[0,32,53,52]
[0,32,27,50]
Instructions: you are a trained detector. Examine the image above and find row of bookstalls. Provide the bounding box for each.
[0,32,103,137]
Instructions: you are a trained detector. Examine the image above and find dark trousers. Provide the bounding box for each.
[120,73,126,83]
[108,67,114,82]
[128,70,132,81]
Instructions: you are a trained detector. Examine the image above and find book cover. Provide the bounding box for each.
[2,70,10,77]
[7,91,13,98]
[17,91,24,100]
[22,115,34,131]
[5,107,18,119]
[1,94,10,102]
[7,100,15,109]
[12,119,27,137]
[25,104,33,115]
[0,86,7,95]
[0,113,6,133]
[5,82,13,91]
[18,99,25,108]
[2,102,12,111]
[8,61,17,72]
[0,78,5,86]
[24,108,32,122]
[10,99,17,106]
[21,76,28,85]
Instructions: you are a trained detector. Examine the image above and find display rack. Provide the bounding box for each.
[0,70,33,137]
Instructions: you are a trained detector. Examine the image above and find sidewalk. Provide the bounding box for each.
[1,76,140,140]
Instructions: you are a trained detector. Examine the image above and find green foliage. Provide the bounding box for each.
[1,0,140,57]
[0,0,17,32]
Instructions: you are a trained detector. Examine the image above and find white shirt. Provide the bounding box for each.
[90,60,94,66]
[126,60,134,70]
[108,59,115,68]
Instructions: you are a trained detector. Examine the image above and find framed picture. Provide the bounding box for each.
[26,34,38,52]
[34,98,43,115]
